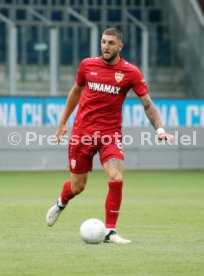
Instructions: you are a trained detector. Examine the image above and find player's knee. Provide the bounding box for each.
[108,171,123,182]
[71,179,87,194]
[71,173,88,194]
[73,184,85,194]
[72,182,86,194]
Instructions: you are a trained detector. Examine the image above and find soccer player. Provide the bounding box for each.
[46,27,174,244]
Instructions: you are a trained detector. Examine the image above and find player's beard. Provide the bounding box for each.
[102,51,118,63]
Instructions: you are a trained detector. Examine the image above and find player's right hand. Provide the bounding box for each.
[54,123,68,144]
[158,132,175,144]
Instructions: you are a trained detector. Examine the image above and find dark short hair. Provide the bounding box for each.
[102,27,123,42]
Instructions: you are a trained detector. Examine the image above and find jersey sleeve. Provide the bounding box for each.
[76,59,86,87]
[131,68,148,97]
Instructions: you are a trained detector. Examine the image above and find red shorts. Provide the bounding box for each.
[68,132,124,174]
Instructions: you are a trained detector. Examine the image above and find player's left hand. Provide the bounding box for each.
[158,132,175,144]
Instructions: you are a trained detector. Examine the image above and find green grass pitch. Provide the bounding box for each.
[0,170,204,276]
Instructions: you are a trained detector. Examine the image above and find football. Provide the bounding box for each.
[80,218,106,244]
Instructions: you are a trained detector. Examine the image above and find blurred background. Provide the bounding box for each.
[0,0,204,170]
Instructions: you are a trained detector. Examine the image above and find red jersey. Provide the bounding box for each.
[73,56,148,134]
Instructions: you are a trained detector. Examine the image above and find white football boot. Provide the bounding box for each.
[103,230,131,244]
[46,199,65,226]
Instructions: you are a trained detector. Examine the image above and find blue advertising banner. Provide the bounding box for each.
[0,97,204,127]
[0,97,44,126]
[122,99,204,127]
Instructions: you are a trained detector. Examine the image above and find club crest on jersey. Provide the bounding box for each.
[115,72,124,82]
[71,159,76,169]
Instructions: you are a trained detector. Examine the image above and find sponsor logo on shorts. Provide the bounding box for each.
[71,159,76,169]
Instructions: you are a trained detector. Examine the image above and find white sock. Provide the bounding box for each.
[58,197,66,208]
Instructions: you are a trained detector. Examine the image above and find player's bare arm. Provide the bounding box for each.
[140,94,175,143]
[55,82,83,143]
[140,94,162,129]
